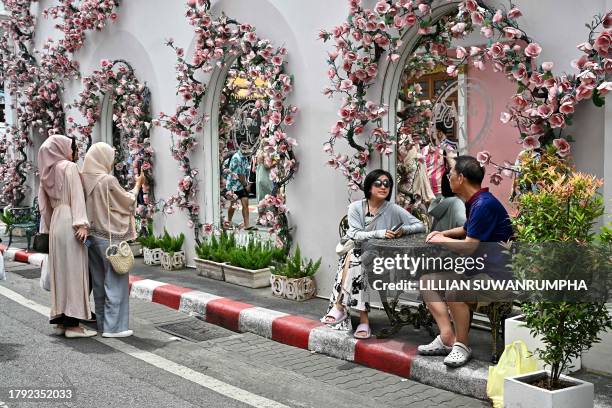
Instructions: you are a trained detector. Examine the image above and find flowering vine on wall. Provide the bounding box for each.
[68,59,156,225]
[155,0,298,246]
[321,0,612,192]
[0,0,120,207]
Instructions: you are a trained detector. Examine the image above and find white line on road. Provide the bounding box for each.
[0,285,290,408]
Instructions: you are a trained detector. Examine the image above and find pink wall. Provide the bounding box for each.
[465,64,522,214]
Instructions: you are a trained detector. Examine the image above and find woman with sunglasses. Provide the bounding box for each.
[321,169,426,339]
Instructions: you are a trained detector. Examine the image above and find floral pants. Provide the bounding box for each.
[320,249,370,331]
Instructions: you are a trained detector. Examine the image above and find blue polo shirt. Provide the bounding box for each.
[463,188,514,279]
[463,188,513,242]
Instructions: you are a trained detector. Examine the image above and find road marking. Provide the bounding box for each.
[0,285,290,408]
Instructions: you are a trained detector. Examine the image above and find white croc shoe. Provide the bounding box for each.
[102,330,133,338]
[417,335,453,356]
[64,328,97,338]
[443,342,472,368]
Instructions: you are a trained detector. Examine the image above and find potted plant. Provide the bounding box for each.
[194,230,237,280]
[223,236,286,288]
[271,246,320,301]
[139,233,163,265]
[504,151,612,408]
[159,229,186,270]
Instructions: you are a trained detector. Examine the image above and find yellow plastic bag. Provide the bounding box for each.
[487,340,538,408]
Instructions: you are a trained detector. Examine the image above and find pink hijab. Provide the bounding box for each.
[38,135,73,201]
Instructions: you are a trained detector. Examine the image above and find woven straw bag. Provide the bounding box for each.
[105,184,134,275]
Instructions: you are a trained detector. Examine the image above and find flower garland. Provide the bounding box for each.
[43,0,120,54]
[68,59,156,225]
[321,0,612,191]
[0,0,67,206]
[156,0,298,246]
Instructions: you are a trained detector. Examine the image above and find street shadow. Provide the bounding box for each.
[0,342,24,362]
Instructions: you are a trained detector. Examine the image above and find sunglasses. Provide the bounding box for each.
[373,179,391,188]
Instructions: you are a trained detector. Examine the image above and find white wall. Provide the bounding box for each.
[24,0,611,299]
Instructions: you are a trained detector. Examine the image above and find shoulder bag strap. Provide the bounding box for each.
[106,183,112,247]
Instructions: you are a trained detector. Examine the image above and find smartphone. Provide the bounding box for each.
[391,222,404,232]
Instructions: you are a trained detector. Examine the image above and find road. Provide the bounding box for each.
[0,262,488,408]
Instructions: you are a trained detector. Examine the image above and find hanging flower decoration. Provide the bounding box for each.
[43,0,120,54]
[68,59,156,225]
[321,0,612,191]
[0,0,68,206]
[155,0,298,246]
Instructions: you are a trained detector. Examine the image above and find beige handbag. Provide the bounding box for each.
[105,184,134,275]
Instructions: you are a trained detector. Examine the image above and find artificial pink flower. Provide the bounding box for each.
[500,112,512,124]
[490,173,503,186]
[493,10,503,23]
[508,8,522,19]
[597,81,612,95]
[549,114,565,128]
[522,136,541,150]
[552,138,570,157]
[524,43,542,58]
[541,61,554,71]
[477,150,491,165]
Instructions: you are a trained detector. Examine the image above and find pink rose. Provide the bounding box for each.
[340,79,354,90]
[471,12,484,25]
[375,0,390,14]
[500,112,512,123]
[493,10,503,23]
[465,0,478,12]
[594,31,611,57]
[537,104,553,118]
[477,150,491,165]
[549,114,565,128]
[405,13,417,26]
[576,84,594,101]
[418,4,430,13]
[522,136,541,150]
[489,42,505,58]
[508,8,522,19]
[503,27,523,39]
[524,43,542,58]
[552,138,570,157]
[481,26,493,38]
[597,81,612,95]
[451,22,466,35]
[446,65,458,77]
[490,173,503,186]
[541,61,554,71]
[456,46,467,59]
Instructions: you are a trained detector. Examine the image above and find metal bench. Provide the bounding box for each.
[339,215,511,363]
[6,198,40,250]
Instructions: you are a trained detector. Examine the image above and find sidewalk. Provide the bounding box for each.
[2,239,612,406]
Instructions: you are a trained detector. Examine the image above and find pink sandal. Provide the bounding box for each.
[322,306,348,325]
[354,323,371,339]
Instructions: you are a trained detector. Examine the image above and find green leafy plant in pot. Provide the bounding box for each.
[512,150,612,390]
[273,246,321,279]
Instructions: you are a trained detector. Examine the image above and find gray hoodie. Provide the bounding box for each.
[428,196,467,232]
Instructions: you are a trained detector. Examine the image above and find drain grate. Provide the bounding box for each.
[156,319,233,342]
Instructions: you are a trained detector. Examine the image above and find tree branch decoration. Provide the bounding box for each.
[68,59,156,226]
[155,0,298,246]
[321,0,612,191]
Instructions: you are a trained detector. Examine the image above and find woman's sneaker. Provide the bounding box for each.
[102,330,133,338]
[417,335,453,356]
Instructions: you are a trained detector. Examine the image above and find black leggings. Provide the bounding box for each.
[49,314,79,327]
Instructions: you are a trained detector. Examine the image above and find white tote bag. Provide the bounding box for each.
[40,255,50,291]
[0,253,5,281]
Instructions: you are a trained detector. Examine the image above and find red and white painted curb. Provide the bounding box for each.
[126,275,425,379]
[1,244,489,399]
[0,245,47,267]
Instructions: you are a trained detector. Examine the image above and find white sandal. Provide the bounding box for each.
[417,335,453,356]
[443,342,472,367]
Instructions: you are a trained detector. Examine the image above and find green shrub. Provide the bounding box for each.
[513,153,612,389]
[273,246,321,279]
[159,229,185,254]
[195,231,237,263]
[138,234,160,249]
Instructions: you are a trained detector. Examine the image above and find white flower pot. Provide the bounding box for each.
[224,264,271,288]
[270,273,286,298]
[505,315,581,373]
[504,370,593,408]
[284,276,316,301]
[143,247,163,265]
[129,242,143,257]
[161,250,185,270]
[194,258,225,281]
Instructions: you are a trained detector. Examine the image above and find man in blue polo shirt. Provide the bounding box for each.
[417,155,513,367]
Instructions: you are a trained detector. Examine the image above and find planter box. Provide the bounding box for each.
[505,315,581,373]
[504,370,594,408]
[161,250,185,270]
[143,247,163,265]
[285,276,316,301]
[270,273,287,298]
[224,264,271,288]
[194,258,226,281]
[129,242,143,257]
